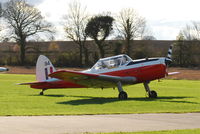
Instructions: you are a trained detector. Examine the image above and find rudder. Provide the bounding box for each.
[36,55,56,81]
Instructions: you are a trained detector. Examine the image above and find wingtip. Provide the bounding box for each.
[167,72,180,76]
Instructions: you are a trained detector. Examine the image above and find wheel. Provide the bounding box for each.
[148,90,157,98]
[118,91,128,100]
[40,91,44,95]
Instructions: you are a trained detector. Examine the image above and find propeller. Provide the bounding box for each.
[165,44,173,66]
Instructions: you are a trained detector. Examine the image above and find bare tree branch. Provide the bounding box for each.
[2,0,54,64]
[181,21,200,40]
[115,8,148,55]
[63,0,89,66]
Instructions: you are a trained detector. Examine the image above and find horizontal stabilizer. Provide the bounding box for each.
[18,81,48,85]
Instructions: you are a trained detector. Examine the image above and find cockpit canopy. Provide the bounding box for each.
[91,54,132,71]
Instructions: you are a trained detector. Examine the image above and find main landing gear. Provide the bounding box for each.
[117,82,128,100]
[117,81,158,100]
[39,89,47,95]
[143,82,157,98]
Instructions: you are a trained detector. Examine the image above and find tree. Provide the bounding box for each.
[177,22,200,67]
[0,3,4,33]
[0,3,2,17]
[63,0,89,67]
[2,0,53,65]
[85,15,114,58]
[116,8,147,55]
[174,32,193,67]
[0,3,3,41]
[174,33,184,66]
[181,21,200,40]
[142,36,156,40]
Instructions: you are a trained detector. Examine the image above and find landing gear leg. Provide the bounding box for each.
[40,89,47,95]
[143,82,157,98]
[117,82,128,100]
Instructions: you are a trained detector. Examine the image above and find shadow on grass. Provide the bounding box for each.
[44,95,66,97]
[30,94,66,97]
[57,96,198,105]
[58,97,119,105]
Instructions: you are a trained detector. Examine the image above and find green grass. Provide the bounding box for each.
[0,74,200,116]
[94,129,200,134]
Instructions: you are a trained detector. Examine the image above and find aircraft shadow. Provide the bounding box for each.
[30,94,66,97]
[44,94,66,97]
[57,96,198,105]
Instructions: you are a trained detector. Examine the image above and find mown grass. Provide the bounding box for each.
[94,129,200,134]
[0,74,200,116]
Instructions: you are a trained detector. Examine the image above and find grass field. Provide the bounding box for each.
[97,129,200,134]
[0,74,200,116]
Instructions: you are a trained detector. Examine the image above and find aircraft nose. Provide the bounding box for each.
[165,58,172,66]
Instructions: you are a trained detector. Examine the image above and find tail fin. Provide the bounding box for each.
[36,55,56,81]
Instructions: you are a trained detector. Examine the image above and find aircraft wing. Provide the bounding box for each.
[49,70,137,88]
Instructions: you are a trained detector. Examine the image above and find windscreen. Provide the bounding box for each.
[92,55,130,70]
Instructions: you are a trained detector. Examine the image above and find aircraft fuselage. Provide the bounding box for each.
[31,57,166,89]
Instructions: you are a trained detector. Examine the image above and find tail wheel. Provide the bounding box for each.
[148,90,157,98]
[118,91,128,100]
[39,89,46,95]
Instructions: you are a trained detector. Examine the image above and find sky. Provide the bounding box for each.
[1,0,200,40]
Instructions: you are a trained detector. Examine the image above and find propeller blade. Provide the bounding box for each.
[165,44,173,65]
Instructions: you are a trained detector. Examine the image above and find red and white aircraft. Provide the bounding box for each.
[20,45,177,99]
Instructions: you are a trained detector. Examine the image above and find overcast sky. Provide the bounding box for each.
[1,0,200,40]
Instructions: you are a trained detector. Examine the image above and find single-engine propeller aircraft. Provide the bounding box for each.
[20,45,178,99]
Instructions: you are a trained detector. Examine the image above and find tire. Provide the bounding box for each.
[149,90,157,98]
[118,91,128,100]
[40,91,44,95]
